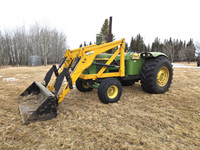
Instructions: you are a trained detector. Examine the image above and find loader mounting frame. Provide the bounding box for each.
[47,39,125,104]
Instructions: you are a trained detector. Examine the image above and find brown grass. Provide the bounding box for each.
[0,63,200,150]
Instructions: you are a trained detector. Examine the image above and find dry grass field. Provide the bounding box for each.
[0,62,200,150]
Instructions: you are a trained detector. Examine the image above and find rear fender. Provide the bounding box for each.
[141,52,168,58]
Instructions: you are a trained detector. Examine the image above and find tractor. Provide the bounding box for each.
[18,39,173,123]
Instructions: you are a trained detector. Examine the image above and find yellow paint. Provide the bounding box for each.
[107,85,118,99]
[131,53,141,60]
[79,72,121,80]
[119,39,125,76]
[157,66,169,87]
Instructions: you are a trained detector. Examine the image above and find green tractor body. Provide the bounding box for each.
[78,51,173,104]
[83,52,167,77]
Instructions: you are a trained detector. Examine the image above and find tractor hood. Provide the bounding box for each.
[95,52,168,61]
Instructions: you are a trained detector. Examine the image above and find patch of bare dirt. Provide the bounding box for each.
[0,63,200,149]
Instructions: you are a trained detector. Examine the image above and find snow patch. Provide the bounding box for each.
[173,63,200,69]
[3,77,19,81]
[0,75,2,78]
[22,77,27,79]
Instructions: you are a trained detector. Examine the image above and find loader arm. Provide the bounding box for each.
[47,43,98,91]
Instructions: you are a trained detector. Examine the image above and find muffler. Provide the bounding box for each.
[18,81,57,124]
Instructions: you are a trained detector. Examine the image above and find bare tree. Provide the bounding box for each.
[0,23,67,66]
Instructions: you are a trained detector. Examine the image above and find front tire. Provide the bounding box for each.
[98,78,122,104]
[140,56,173,93]
[76,78,93,92]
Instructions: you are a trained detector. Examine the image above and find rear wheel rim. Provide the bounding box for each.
[82,81,89,89]
[107,85,118,99]
[157,66,169,87]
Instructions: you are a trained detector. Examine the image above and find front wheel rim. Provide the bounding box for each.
[107,85,118,99]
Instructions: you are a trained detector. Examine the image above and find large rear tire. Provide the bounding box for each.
[76,78,93,92]
[140,56,173,93]
[98,78,122,104]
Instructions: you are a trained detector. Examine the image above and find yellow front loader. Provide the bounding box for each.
[18,38,173,124]
[18,39,126,123]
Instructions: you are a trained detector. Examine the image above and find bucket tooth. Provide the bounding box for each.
[18,81,57,124]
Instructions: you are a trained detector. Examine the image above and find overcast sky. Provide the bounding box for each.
[0,0,199,49]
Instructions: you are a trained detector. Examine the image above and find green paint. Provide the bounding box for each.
[95,52,132,61]
[88,83,99,88]
[125,59,144,76]
[83,52,168,76]
[88,63,96,74]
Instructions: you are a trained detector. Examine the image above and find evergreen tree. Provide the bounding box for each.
[89,41,92,45]
[100,19,109,41]
[130,37,133,51]
[135,34,145,53]
[129,36,136,52]
[179,40,183,49]
[79,44,82,48]
[100,18,115,42]
[186,39,195,62]
[151,37,161,52]
[129,34,146,53]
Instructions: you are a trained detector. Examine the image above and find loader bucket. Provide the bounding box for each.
[18,81,58,124]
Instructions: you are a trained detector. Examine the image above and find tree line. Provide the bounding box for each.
[1,20,199,66]
[99,18,198,62]
[128,34,197,62]
[0,24,67,66]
